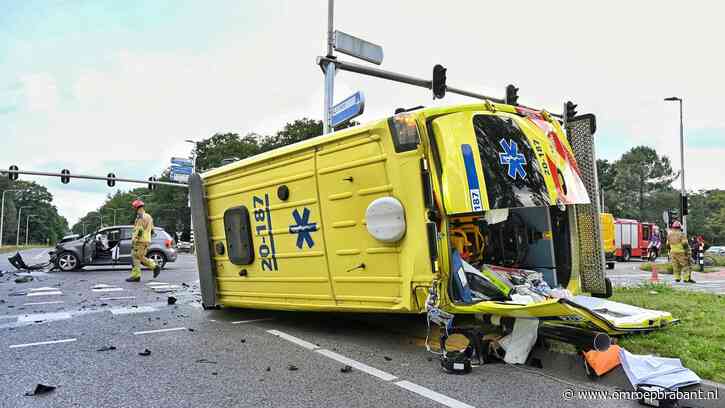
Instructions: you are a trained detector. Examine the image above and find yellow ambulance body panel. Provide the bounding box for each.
[192,102,674,334]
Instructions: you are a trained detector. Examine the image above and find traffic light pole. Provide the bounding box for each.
[323,0,335,135]
[3,169,188,188]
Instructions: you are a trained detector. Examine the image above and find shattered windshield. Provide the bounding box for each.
[473,115,550,209]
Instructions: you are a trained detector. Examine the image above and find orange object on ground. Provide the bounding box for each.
[584,344,622,376]
[650,263,659,283]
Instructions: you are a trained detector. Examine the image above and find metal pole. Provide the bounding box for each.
[25,215,36,247]
[16,206,27,247]
[679,99,687,235]
[323,0,335,135]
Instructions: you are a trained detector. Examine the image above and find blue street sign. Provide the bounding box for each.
[331,91,365,128]
[170,165,193,175]
[171,157,193,167]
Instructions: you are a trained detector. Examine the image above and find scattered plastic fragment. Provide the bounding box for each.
[195,359,217,364]
[139,349,151,356]
[340,365,353,373]
[15,276,33,283]
[288,364,298,371]
[265,367,271,372]
[211,372,218,375]
[384,356,392,361]
[240,338,246,343]
[188,328,195,332]
[24,384,56,396]
[167,296,177,305]
[97,346,116,352]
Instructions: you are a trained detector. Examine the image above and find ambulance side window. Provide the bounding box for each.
[223,206,255,265]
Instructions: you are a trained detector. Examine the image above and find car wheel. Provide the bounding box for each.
[623,249,631,262]
[57,252,80,271]
[148,251,167,269]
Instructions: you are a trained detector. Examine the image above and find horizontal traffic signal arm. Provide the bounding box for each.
[3,167,188,188]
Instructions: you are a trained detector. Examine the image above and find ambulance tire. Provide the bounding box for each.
[592,278,613,299]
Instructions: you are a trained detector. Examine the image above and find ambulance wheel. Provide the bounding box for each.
[623,249,631,262]
[592,278,613,298]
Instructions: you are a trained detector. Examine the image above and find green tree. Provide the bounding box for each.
[195,133,261,172]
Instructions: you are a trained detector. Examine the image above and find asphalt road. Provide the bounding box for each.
[606,258,725,295]
[0,249,640,408]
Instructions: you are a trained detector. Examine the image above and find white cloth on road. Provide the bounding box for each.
[499,318,539,364]
[619,348,700,389]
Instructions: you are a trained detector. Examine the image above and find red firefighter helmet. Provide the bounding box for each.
[671,221,682,229]
[131,199,145,209]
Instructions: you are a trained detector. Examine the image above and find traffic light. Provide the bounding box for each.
[61,169,70,184]
[432,64,447,99]
[681,194,688,216]
[564,101,578,122]
[8,165,18,181]
[505,84,519,106]
[148,176,157,191]
[107,173,116,187]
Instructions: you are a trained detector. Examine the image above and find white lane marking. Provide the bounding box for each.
[111,306,158,315]
[18,312,72,323]
[134,327,187,335]
[146,282,169,286]
[92,287,124,292]
[267,329,320,351]
[93,284,114,288]
[231,318,274,325]
[395,380,475,408]
[23,301,65,306]
[29,287,59,292]
[99,296,136,301]
[27,291,62,297]
[316,349,398,381]
[9,338,77,349]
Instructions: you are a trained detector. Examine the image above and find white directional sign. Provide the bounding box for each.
[333,30,383,65]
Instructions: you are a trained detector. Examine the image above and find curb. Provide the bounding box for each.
[530,345,724,408]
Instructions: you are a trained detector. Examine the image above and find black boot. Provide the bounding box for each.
[126,277,140,282]
[153,264,162,278]
[685,278,696,283]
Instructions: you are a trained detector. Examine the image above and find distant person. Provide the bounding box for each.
[126,199,161,282]
[667,221,694,283]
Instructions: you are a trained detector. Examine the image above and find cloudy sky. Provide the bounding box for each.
[2,0,723,225]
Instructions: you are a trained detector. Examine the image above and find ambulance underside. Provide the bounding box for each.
[190,104,673,336]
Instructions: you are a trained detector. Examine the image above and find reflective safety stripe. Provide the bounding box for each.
[461,144,483,212]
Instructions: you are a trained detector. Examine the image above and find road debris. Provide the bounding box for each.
[188,328,195,332]
[15,276,33,283]
[195,359,217,364]
[265,367,271,372]
[24,383,56,396]
[240,338,246,343]
[167,296,177,305]
[340,365,353,373]
[139,349,152,356]
[96,346,117,352]
[383,356,392,361]
[287,364,298,371]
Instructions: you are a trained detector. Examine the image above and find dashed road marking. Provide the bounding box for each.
[110,306,158,315]
[17,312,72,323]
[100,296,136,301]
[267,329,319,351]
[146,282,169,286]
[231,318,274,325]
[395,380,475,408]
[134,327,187,335]
[27,290,62,297]
[29,287,59,292]
[9,338,77,349]
[267,329,474,408]
[23,300,65,306]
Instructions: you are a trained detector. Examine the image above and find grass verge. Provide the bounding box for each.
[640,262,718,273]
[611,283,725,383]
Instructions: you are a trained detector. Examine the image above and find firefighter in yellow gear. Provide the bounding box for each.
[126,199,161,282]
[667,221,694,283]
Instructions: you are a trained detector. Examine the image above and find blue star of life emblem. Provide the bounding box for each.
[289,208,318,249]
[498,139,527,180]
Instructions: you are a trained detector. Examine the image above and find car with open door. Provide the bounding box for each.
[51,225,177,271]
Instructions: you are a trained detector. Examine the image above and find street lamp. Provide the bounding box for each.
[16,206,30,247]
[184,139,198,174]
[25,214,38,246]
[664,96,686,234]
[107,208,122,225]
[82,222,89,236]
[0,189,25,248]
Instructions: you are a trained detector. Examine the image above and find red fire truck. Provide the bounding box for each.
[615,219,659,261]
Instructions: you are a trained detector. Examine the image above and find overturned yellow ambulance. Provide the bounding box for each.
[189,102,673,335]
